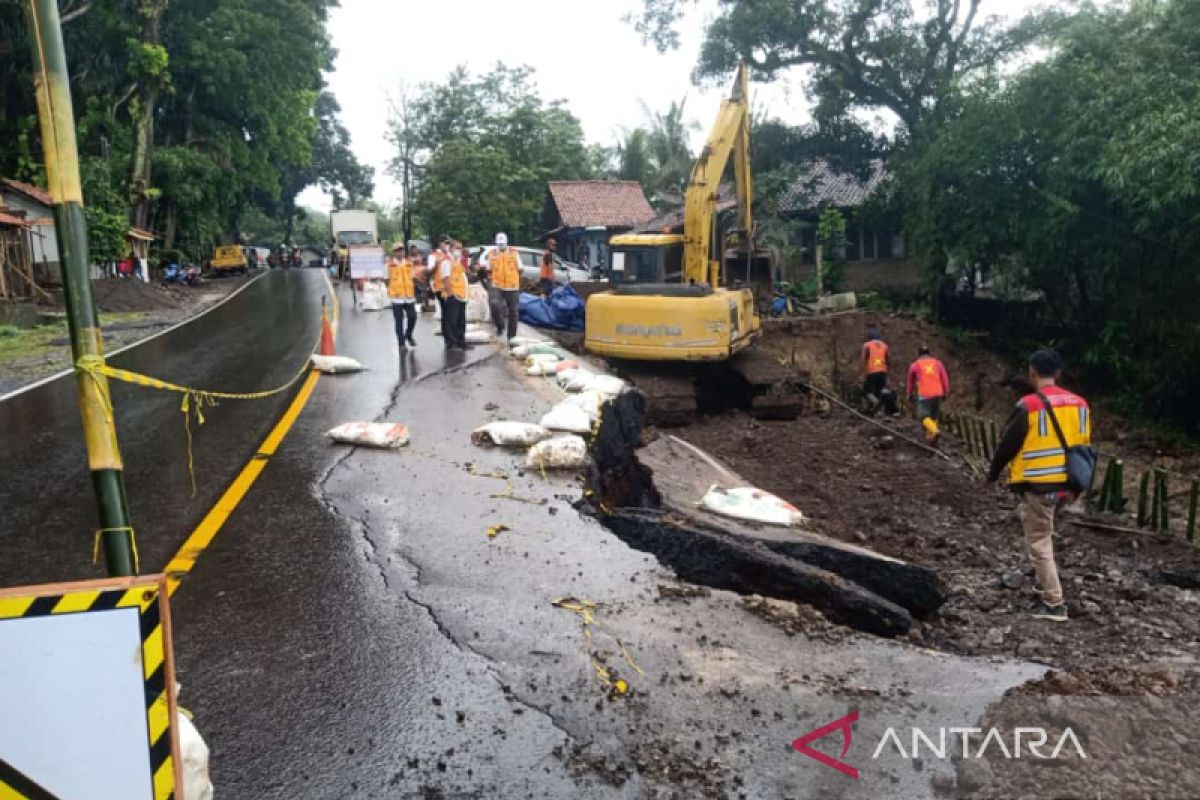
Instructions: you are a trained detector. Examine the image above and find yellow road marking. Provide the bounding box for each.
[164,271,337,596]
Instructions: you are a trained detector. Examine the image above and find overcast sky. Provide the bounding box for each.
[298,0,1043,212]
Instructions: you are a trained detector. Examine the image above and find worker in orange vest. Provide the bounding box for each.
[860,327,895,415]
[540,237,558,296]
[487,232,522,341]
[906,345,950,443]
[441,239,470,349]
[387,242,418,350]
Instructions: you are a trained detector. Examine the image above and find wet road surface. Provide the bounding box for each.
[1,273,1045,798]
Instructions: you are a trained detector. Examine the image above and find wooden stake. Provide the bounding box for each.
[1137,471,1150,528]
[1112,460,1125,513]
[1187,479,1197,543]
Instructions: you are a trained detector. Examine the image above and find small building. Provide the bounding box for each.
[540,181,656,273]
[0,179,58,285]
[778,160,903,265]
[0,209,36,299]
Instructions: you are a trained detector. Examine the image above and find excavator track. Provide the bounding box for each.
[608,348,807,427]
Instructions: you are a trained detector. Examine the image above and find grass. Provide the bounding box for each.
[0,312,153,365]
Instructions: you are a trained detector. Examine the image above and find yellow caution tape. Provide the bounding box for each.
[75,326,321,495]
[91,525,140,574]
[553,596,642,697]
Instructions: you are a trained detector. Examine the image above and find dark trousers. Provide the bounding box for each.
[917,397,942,421]
[444,297,467,346]
[436,294,447,338]
[391,302,416,345]
[540,278,555,297]
[495,289,519,339]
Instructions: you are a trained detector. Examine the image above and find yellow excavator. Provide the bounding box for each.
[584,64,800,423]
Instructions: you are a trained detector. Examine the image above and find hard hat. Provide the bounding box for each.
[392,241,404,251]
[495,232,508,246]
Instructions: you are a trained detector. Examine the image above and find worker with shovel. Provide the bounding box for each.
[906,345,950,444]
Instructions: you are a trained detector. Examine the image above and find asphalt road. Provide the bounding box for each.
[0,270,1043,798]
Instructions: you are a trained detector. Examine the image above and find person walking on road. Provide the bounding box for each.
[861,327,896,415]
[441,240,469,349]
[541,237,558,297]
[987,349,1093,622]
[906,345,950,443]
[431,236,451,338]
[488,232,521,342]
[387,242,418,349]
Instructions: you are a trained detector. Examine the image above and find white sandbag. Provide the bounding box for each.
[525,435,589,470]
[465,328,494,344]
[556,367,583,386]
[562,371,595,392]
[565,389,605,420]
[528,342,570,358]
[540,400,595,434]
[509,336,545,347]
[585,374,627,397]
[327,421,410,449]
[510,345,530,359]
[554,359,580,373]
[471,421,552,448]
[525,361,560,376]
[466,284,492,323]
[179,711,214,800]
[525,352,560,364]
[358,281,389,311]
[311,354,364,374]
[700,484,806,527]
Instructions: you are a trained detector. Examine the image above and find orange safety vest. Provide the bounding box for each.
[911,356,947,399]
[387,258,415,301]
[540,249,555,281]
[490,248,521,291]
[446,260,468,301]
[1008,386,1091,486]
[863,340,889,374]
[429,253,445,294]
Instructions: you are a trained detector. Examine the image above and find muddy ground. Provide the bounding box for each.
[681,408,1200,672]
[0,273,254,394]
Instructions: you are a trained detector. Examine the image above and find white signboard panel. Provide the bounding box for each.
[349,245,387,279]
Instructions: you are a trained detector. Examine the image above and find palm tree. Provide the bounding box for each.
[641,98,699,199]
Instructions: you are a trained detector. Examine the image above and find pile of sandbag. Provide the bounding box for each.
[506,340,628,399]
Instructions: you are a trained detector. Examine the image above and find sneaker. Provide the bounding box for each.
[1030,601,1068,622]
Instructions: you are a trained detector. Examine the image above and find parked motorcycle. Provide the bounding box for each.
[163,263,203,286]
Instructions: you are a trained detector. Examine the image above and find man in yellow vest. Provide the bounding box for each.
[441,239,469,349]
[487,232,521,341]
[988,349,1092,622]
[430,236,450,338]
[387,242,417,349]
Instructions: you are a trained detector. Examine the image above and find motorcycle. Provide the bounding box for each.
[163,263,203,286]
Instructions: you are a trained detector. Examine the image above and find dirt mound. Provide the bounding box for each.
[1010,665,1188,698]
[760,312,1018,421]
[40,279,191,313]
[681,409,1200,670]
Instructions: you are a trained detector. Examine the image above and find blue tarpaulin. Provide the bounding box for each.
[519,285,585,331]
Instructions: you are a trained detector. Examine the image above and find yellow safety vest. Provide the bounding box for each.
[387,258,415,301]
[1009,387,1091,485]
[490,248,520,291]
[447,261,468,301]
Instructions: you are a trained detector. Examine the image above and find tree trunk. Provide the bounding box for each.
[127,1,168,231]
[161,199,176,251]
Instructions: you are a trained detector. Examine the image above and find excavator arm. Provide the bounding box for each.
[682,63,753,288]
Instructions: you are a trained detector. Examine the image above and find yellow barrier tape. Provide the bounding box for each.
[91,526,140,574]
[75,326,320,495]
[552,596,642,698]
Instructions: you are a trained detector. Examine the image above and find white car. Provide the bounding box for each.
[471,246,589,285]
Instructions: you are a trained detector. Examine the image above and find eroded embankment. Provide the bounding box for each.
[583,390,946,639]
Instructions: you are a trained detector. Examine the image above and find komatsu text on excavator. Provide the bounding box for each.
[584,64,802,424]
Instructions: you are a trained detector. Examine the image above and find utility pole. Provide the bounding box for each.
[25,0,137,576]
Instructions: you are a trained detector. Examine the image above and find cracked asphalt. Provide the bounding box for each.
[0,270,1046,798]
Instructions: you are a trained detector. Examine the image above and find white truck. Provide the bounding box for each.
[330,209,379,275]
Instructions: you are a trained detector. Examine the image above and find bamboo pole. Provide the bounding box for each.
[1188,479,1198,543]
[1137,471,1150,528]
[1097,458,1115,511]
[1156,469,1169,533]
[1112,460,1125,513]
[25,0,136,576]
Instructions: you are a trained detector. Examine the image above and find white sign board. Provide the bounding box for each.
[0,576,180,800]
[349,245,387,279]
[611,252,626,273]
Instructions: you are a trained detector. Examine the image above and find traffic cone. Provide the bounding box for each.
[319,310,336,356]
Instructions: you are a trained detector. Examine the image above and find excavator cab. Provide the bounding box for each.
[608,237,686,286]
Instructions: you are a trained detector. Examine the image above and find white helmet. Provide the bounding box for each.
[495,232,508,247]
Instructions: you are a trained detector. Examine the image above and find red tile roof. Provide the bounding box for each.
[546,181,655,229]
[1,178,53,207]
[0,210,30,228]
